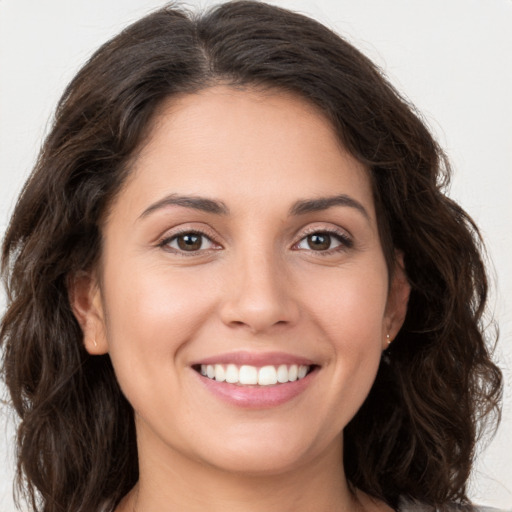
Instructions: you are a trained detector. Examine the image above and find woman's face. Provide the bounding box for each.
[74,86,409,476]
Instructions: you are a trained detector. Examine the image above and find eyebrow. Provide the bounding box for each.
[289,194,370,220]
[139,194,229,219]
[138,193,369,221]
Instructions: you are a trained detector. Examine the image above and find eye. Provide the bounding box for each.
[161,231,218,253]
[295,231,352,252]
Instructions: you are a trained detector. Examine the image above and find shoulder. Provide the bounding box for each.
[398,498,510,512]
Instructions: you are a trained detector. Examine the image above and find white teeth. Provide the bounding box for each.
[199,363,311,386]
[277,364,289,383]
[214,364,225,382]
[225,364,239,383]
[239,365,258,385]
[298,365,308,379]
[258,365,277,386]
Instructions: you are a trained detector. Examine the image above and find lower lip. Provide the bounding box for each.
[195,369,317,409]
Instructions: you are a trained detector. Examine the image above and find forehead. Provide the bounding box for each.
[111,85,375,222]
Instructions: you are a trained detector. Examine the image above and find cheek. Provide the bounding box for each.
[302,261,388,340]
[101,260,218,384]
[301,263,388,416]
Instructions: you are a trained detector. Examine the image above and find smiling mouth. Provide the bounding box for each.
[193,363,316,386]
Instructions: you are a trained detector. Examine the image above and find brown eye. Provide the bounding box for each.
[295,230,352,252]
[177,233,203,251]
[307,233,331,250]
[163,231,217,253]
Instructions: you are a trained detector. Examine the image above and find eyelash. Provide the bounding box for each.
[157,227,353,256]
[293,227,353,255]
[157,228,220,256]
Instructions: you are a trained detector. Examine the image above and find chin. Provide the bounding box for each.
[191,424,332,476]
[206,449,308,476]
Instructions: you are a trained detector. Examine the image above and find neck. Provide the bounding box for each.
[118,432,365,512]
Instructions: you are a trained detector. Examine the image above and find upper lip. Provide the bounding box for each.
[191,351,317,367]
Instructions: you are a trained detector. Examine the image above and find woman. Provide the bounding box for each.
[0,2,503,511]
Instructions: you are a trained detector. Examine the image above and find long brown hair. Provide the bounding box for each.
[1,2,502,511]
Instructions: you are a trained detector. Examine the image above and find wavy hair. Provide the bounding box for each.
[0,2,502,511]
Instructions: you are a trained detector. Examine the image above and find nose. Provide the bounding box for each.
[219,250,300,334]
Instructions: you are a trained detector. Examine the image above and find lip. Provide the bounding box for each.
[191,356,319,409]
[191,350,316,367]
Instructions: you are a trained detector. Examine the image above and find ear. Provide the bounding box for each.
[68,271,108,355]
[383,251,411,349]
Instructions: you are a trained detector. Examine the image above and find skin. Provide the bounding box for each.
[71,86,410,512]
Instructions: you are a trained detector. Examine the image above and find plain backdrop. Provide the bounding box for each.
[1,0,511,510]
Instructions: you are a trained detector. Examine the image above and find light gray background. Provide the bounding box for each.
[1,0,511,510]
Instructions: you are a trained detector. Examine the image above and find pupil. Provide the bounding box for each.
[308,233,331,250]
[178,234,202,251]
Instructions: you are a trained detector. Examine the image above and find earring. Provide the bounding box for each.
[382,333,392,364]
